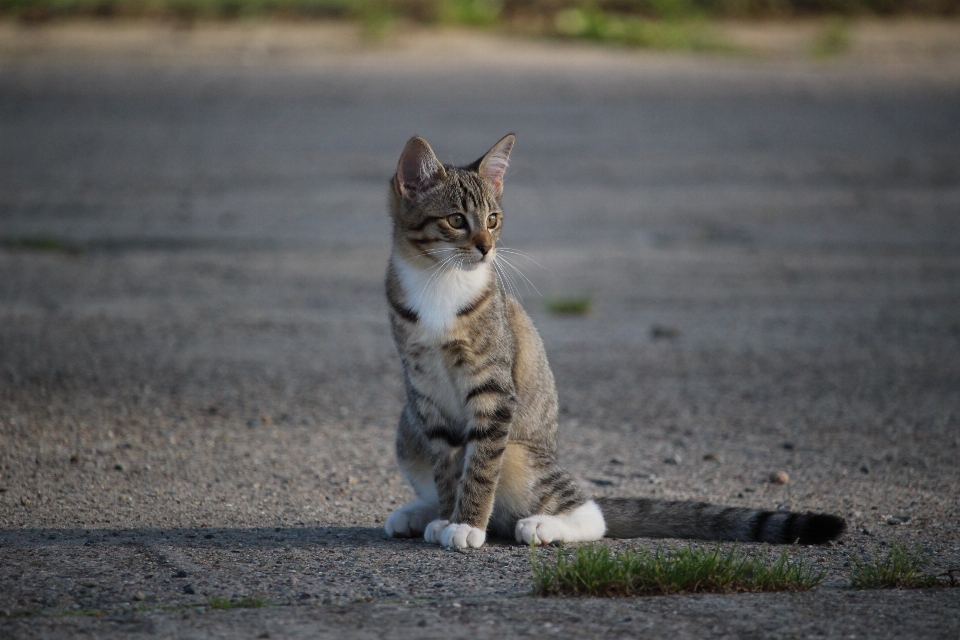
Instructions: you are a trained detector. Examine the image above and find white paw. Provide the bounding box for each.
[516,515,565,546]
[385,500,438,538]
[423,519,449,544]
[438,523,486,549]
[516,501,606,546]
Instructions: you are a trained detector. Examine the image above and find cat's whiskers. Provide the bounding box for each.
[497,254,542,297]
[412,253,460,309]
[491,260,514,300]
[493,256,522,300]
[495,247,550,272]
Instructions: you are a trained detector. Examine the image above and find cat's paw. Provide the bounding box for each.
[438,523,486,549]
[385,500,438,538]
[516,502,606,545]
[423,519,450,544]
[516,515,565,546]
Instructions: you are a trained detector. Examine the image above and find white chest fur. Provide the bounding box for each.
[393,255,492,338]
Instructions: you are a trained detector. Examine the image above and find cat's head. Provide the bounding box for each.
[389,134,514,271]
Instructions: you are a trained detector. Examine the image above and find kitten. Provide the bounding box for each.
[383,134,845,549]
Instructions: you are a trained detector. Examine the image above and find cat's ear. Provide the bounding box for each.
[472,133,515,197]
[394,136,446,202]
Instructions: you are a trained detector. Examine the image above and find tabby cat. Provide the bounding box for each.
[383,134,846,550]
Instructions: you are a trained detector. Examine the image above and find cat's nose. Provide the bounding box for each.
[476,243,492,256]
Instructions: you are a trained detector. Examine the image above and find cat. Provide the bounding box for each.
[383,134,846,550]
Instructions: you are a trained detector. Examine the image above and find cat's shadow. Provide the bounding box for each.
[0,526,522,550]
[0,526,393,550]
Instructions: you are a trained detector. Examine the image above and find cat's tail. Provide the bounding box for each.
[596,497,845,544]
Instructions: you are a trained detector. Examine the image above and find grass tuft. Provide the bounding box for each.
[850,542,940,589]
[544,296,591,315]
[2,235,83,255]
[553,9,732,52]
[207,596,267,609]
[811,17,852,58]
[531,543,825,597]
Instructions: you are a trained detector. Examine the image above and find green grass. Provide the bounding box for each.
[531,543,825,597]
[207,596,267,609]
[544,296,591,315]
[811,17,852,58]
[850,542,940,589]
[1,235,83,255]
[552,9,732,51]
[3,0,956,25]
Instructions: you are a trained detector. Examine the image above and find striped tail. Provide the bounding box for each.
[597,497,846,545]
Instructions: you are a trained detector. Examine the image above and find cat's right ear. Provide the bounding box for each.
[394,136,446,203]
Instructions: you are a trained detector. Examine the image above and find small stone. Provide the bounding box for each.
[782,442,794,450]
[133,591,146,601]
[664,454,681,465]
[702,453,718,462]
[347,476,358,485]
[20,496,31,507]
[609,458,623,465]
[650,325,680,340]
[69,455,79,464]
[860,466,869,474]
[770,471,789,485]
[114,463,125,471]
[183,585,196,594]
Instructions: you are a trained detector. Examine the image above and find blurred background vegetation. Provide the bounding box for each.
[3,0,957,24]
[1,0,956,55]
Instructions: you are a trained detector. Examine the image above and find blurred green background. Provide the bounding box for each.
[3,0,958,25]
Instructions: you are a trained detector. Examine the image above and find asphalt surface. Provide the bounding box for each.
[1,22,959,639]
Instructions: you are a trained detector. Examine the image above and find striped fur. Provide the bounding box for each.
[383,135,846,549]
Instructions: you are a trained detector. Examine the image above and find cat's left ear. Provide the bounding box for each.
[471,133,515,198]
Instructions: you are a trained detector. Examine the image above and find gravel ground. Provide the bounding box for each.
[1,21,959,638]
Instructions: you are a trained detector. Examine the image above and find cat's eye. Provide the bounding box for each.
[447,213,467,229]
[487,214,499,229]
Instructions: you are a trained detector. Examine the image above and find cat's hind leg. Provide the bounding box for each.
[385,498,439,538]
[387,406,443,539]
[515,500,606,545]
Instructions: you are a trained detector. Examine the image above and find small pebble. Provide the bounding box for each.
[347,476,358,485]
[133,591,145,601]
[702,453,718,462]
[20,497,31,507]
[114,463,125,471]
[770,471,789,485]
[664,455,681,465]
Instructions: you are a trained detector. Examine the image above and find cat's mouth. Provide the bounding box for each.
[459,249,494,270]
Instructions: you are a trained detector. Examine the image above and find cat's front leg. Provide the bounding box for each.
[434,393,516,550]
[421,439,460,544]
